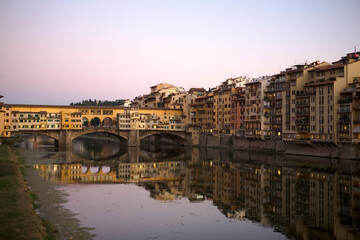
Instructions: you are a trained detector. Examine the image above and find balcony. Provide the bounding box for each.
[297,127,310,133]
[340,88,356,95]
[264,88,275,93]
[338,99,352,104]
[338,118,351,124]
[295,119,310,125]
[272,121,282,126]
[264,95,273,101]
[296,111,310,116]
[339,108,351,114]
[296,91,315,98]
[296,101,309,107]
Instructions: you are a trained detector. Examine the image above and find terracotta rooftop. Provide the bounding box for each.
[189,87,206,93]
[308,64,345,72]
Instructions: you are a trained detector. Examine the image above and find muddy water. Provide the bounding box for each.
[18,135,360,240]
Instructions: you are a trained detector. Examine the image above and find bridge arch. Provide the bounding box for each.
[102,117,113,127]
[81,165,88,174]
[90,166,100,174]
[101,166,111,174]
[82,165,113,174]
[139,131,189,145]
[69,128,129,143]
[82,117,89,127]
[11,131,60,142]
[90,117,101,127]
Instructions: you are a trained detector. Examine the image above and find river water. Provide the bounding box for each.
[17,134,360,240]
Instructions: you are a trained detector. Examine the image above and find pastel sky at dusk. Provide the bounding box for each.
[1,0,359,105]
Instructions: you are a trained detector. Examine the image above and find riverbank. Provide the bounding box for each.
[197,134,360,159]
[19,148,96,240]
[0,145,47,239]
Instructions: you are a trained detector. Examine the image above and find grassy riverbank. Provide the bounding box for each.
[0,144,48,239]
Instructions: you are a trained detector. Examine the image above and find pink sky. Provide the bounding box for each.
[1,0,359,104]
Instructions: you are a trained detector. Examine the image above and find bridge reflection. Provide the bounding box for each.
[34,148,360,240]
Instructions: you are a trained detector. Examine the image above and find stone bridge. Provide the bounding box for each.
[13,127,198,146]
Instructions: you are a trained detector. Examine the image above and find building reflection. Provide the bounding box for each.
[34,148,360,239]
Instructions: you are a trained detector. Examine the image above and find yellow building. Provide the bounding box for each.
[0,104,187,138]
[117,107,185,131]
[213,82,235,134]
[244,77,270,139]
[189,93,214,133]
[289,52,360,144]
[0,101,5,137]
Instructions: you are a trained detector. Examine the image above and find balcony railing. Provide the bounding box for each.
[296,111,310,116]
[297,127,310,132]
[296,101,310,107]
[340,88,356,95]
[272,120,282,125]
[295,119,310,125]
[339,108,351,114]
[296,91,315,97]
[338,99,352,104]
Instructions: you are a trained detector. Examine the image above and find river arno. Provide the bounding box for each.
[17,135,360,240]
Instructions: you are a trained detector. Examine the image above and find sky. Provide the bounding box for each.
[0,0,360,105]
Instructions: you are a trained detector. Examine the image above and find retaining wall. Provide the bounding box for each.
[197,134,360,159]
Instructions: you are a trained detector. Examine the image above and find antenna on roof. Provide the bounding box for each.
[354,46,359,58]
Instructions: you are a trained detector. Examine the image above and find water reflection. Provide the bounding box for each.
[21,135,360,239]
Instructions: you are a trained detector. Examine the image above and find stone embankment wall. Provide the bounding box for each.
[197,134,360,160]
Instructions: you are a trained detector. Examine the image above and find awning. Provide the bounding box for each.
[353,126,360,133]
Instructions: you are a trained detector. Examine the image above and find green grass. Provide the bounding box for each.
[0,145,24,238]
[42,219,58,240]
[0,145,49,239]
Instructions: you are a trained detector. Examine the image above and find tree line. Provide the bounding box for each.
[70,99,126,106]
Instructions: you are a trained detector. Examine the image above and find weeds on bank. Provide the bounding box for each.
[42,219,58,240]
[0,145,58,239]
[0,145,25,239]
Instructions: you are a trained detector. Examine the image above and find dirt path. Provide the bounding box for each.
[20,148,95,240]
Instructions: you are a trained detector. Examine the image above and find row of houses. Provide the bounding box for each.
[0,109,84,137]
[188,51,360,144]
